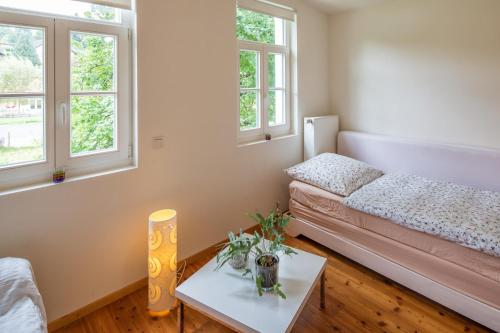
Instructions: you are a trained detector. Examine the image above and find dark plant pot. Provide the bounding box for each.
[255,253,279,291]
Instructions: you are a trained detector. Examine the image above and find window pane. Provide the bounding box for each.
[268,53,285,89]
[0,25,44,93]
[268,90,285,127]
[71,95,115,156]
[0,0,121,23]
[240,50,258,89]
[0,97,44,167]
[240,91,259,130]
[236,8,285,45]
[71,32,116,92]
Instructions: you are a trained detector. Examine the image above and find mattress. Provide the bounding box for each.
[344,173,500,257]
[289,181,500,309]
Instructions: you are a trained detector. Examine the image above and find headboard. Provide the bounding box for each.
[337,131,500,192]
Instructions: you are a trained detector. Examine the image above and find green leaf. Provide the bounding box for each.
[255,212,267,227]
[214,256,232,271]
[242,268,253,280]
[256,276,264,297]
[273,283,287,299]
[283,246,298,256]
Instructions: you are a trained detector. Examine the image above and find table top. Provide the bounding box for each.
[175,240,327,333]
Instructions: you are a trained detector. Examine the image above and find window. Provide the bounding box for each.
[0,23,46,167]
[237,1,295,143]
[0,0,121,23]
[0,1,132,191]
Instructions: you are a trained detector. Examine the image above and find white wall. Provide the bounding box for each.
[0,0,330,322]
[329,0,500,149]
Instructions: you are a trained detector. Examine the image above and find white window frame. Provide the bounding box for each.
[237,15,292,144]
[0,12,55,190]
[0,8,132,191]
[55,19,131,177]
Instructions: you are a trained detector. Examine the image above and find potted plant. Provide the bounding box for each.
[215,230,259,270]
[216,203,296,299]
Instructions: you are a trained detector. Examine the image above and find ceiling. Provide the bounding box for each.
[304,0,386,13]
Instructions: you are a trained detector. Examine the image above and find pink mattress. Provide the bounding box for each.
[289,180,500,309]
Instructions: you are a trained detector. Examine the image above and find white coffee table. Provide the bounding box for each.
[175,243,327,333]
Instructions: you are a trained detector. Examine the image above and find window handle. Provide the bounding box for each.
[60,103,68,127]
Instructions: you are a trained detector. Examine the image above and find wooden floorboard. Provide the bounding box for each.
[54,236,493,333]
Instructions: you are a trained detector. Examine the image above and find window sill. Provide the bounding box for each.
[0,164,137,197]
[237,133,298,148]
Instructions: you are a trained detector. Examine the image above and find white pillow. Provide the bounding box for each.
[285,153,384,196]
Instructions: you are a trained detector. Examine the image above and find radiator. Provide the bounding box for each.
[303,115,339,160]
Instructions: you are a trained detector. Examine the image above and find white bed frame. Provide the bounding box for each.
[287,131,500,331]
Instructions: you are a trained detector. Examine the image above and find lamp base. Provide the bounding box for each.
[148,309,170,317]
[148,299,179,317]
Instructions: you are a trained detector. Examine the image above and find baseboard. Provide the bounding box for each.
[47,224,259,332]
[47,277,148,332]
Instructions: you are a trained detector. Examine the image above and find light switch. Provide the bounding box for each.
[152,136,164,149]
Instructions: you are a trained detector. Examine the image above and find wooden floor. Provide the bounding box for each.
[55,236,493,333]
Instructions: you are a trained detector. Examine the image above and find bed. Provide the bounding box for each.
[0,258,47,333]
[286,131,500,331]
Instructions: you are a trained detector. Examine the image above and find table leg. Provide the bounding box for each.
[178,301,185,333]
[320,271,326,310]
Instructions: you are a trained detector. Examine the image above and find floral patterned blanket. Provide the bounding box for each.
[344,173,500,257]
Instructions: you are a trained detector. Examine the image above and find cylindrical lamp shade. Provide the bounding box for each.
[148,209,177,317]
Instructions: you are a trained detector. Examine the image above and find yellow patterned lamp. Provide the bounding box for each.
[148,209,177,317]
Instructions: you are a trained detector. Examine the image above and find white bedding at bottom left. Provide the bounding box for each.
[0,258,47,333]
